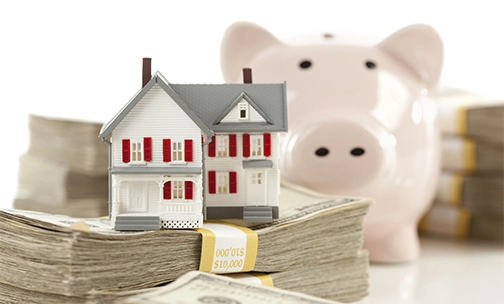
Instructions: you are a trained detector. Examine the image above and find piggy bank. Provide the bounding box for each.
[220,22,443,263]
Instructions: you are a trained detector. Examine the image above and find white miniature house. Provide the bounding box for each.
[99,59,287,230]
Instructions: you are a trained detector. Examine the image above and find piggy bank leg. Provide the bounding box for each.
[364,224,420,263]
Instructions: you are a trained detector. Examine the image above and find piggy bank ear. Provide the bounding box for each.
[220,21,281,82]
[379,24,444,90]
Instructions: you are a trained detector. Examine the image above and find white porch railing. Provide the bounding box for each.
[162,202,201,214]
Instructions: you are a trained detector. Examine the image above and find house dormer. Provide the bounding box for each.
[216,92,272,124]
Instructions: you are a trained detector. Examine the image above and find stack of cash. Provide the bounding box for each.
[0,182,371,304]
[119,271,345,304]
[420,88,503,243]
[13,114,108,217]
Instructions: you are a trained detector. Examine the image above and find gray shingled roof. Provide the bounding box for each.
[99,72,287,139]
[170,82,287,133]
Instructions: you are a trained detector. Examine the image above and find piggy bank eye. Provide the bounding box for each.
[350,147,365,156]
[365,61,376,69]
[315,147,329,157]
[299,60,312,69]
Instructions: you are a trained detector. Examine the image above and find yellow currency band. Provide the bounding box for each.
[457,208,471,239]
[449,173,463,206]
[196,227,216,272]
[69,221,91,232]
[463,138,476,172]
[196,221,258,273]
[456,106,467,135]
[249,273,274,287]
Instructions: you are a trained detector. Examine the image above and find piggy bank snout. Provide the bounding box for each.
[281,118,387,193]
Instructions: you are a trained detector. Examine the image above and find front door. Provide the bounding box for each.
[247,171,267,206]
[127,181,148,212]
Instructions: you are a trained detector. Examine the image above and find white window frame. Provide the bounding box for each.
[172,180,184,200]
[251,172,263,185]
[171,140,186,164]
[238,101,249,120]
[217,172,229,194]
[250,135,263,158]
[130,139,145,164]
[216,135,229,157]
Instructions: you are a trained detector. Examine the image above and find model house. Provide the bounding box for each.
[99,59,287,230]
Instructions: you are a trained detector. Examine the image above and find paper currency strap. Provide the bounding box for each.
[196,221,258,273]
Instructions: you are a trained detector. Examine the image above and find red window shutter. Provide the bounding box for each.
[242,134,250,157]
[208,171,216,194]
[184,139,193,162]
[144,137,152,161]
[208,135,216,157]
[163,139,171,162]
[229,171,237,194]
[122,139,130,163]
[229,134,237,157]
[185,181,193,200]
[163,181,171,200]
[264,133,271,157]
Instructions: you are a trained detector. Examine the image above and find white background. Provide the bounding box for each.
[0,3,503,303]
[1,0,504,207]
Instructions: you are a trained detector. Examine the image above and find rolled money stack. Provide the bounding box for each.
[441,136,503,173]
[0,182,371,303]
[13,115,108,217]
[435,87,503,144]
[420,88,504,243]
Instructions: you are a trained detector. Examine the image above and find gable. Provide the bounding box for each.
[216,92,270,124]
[99,73,213,140]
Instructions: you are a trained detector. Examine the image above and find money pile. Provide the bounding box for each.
[0,182,371,304]
[13,114,109,217]
[420,88,504,243]
[120,271,344,304]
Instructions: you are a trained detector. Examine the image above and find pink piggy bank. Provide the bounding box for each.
[220,22,443,263]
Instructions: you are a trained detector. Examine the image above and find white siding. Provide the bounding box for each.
[111,84,203,168]
[204,132,281,207]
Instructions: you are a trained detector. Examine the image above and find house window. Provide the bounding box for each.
[250,135,263,157]
[172,141,183,162]
[131,141,143,162]
[163,180,194,200]
[163,139,193,163]
[251,172,263,185]
[217,136,228,157]
[208,135,236,158]
[217,172,228,193]
[242,134,271,158]
[208,171,237,194]
[122,137,152,163]
[239,101,249,120]
[172,180,184,199]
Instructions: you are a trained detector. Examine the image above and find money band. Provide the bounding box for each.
[196,222,258,273]
[463,139,476,172]
[457,209,471,238]
[69,221,90,232]
[456,106,467,134]
[449,173,463,205]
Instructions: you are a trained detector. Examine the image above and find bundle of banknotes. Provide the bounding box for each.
[420,88,503,243]
[119,271,346,304]
[13,115,108,217]
[0,182,371,303]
